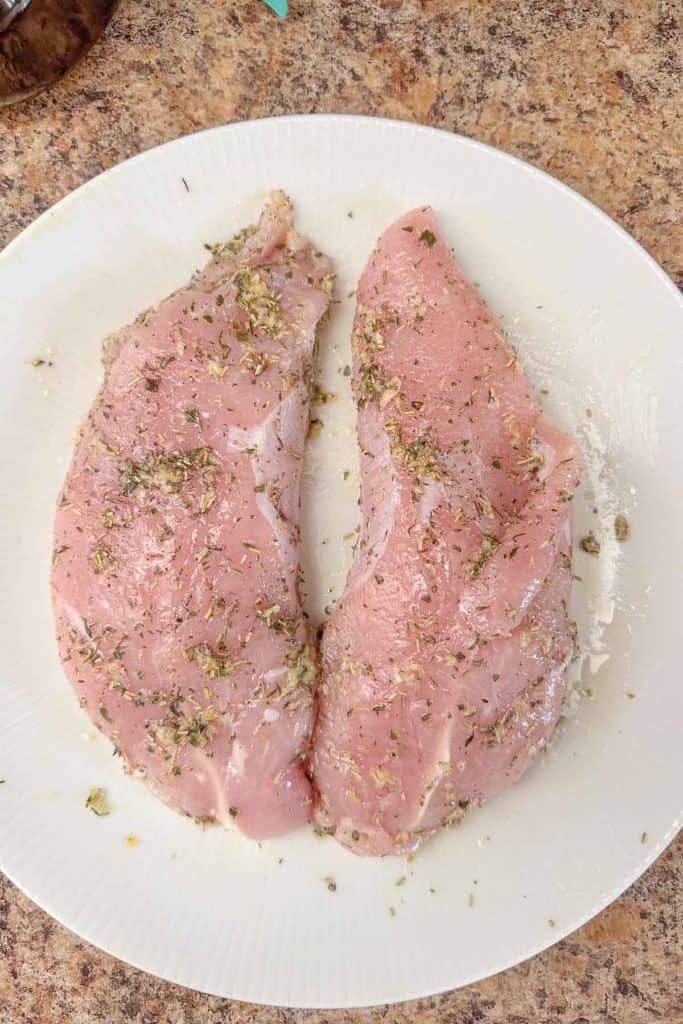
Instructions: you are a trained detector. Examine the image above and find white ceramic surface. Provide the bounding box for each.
[0,116,681,1008]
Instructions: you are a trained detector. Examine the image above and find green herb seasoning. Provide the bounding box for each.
[154,706,219,752]
[467,534,499,580]
[208,223,257,260]
[388,427,445,482]
[359,363,400,409]
[88,543,116,575]
[185,643,243,679]
[119,446,218,498]
[233,267,283,336]
[273,645,317,713]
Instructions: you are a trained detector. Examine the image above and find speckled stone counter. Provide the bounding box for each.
[0,2,681,1021]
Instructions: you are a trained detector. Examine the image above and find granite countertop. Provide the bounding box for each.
[0,2,681,1021]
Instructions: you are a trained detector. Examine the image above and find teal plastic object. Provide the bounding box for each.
[262,0,288,16]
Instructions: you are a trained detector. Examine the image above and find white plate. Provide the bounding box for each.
[0,115,681,1009]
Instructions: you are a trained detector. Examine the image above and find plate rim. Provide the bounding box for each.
[1,113,681,1008]
[2,113,681,310]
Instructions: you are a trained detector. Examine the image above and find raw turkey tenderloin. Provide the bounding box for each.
[312,208,581,855]
[52,192,333,839]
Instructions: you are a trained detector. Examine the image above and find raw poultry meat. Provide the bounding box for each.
[52,192,333,838]
[312,208,581,855]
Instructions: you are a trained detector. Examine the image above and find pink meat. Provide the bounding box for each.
[52,192,332,839]
[312,208,581,856]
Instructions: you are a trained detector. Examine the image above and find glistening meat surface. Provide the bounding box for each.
[312,208,581,855]
[52,192,332,839]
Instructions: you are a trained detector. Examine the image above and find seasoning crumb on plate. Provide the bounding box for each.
[125,834,140,848]
[312,384,335,404]
[580,532,601,556]
[324,875,337,891]
[85,787,110,816]
[614,513,630,542]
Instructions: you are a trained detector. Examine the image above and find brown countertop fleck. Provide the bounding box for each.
[0,1,681,1020]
